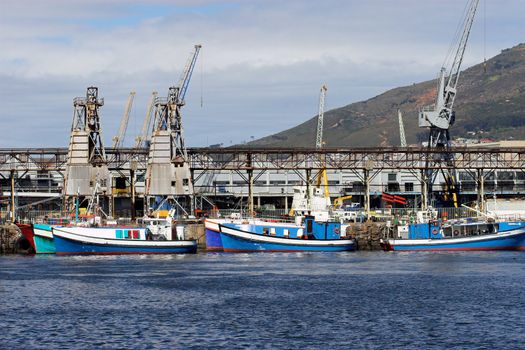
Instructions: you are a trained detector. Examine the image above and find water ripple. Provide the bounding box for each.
[1,252,525,349]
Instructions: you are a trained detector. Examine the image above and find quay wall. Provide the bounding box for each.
[0,224,31,254]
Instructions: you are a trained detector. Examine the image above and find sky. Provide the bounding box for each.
[0,0,524,148]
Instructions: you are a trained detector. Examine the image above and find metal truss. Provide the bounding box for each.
[1,147,525,173]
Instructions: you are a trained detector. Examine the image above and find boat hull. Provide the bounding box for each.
[33,223,55,254]
[53,227,197,255]
[385,226,525,251]
[219,224,355,252]
[16,223,36,253]
[204,220,223,251]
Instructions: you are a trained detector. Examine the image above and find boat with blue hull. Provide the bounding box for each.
[53,226,197,255]
[218,216,355,252]
[383,220,525,251]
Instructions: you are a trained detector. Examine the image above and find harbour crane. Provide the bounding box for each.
[315,85,330,200]
[135,91,158,148]
[418,0,479,208]
[112,91,136,149]
[145,44,202,213]
[398,109,407,147]
[151,44,202,164]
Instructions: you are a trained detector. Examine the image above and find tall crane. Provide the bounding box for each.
[151,44,202,164]
[315,85,330,199]
[113,91,136,149]
[418,0,479,208]
[398,109,407,147]
[145,44,202,213]
[135,91,158,148]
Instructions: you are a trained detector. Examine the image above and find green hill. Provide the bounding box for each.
[249,43,525,147]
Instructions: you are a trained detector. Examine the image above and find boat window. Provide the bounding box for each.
[263,228,269,235]
[116,230,124,239]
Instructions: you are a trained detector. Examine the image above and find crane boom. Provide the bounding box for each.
[177,44,202,106]
[316,85,327,149]
[113,91,135,149]
[135,91,158,148]
[398,109,407,147]
[419,0,479,131]
[314,84,330,200]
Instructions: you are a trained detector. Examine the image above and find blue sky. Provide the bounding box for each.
[0,0,524,147]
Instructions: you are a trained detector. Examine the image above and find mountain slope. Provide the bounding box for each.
[249,43,525,148]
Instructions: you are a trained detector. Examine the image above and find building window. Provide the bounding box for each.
[405,182,414,192]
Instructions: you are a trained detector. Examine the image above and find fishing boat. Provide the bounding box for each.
[218,216,356,252]
[52,226,197,255]
[53,209,197,255]
[382,219,525,251]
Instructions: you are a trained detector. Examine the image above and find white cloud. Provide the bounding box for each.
[0,0,524,147]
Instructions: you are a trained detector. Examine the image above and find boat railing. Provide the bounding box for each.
[212,209,295,223]
[1,209,66,225]
[389,207,474,223]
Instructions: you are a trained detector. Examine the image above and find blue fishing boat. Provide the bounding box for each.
[382,220,525,251]
[218,216,355,252]
[52,226,197,255]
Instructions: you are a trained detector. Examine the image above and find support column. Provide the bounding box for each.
[10,170,15,222]
[306,169,311,210]
[420,170,428,211]
[190,169,195,216]
[477,169,485,213]
[364,169,370,221]
[130,168,136,221]
[248,169,254,216]
[107,177,113,219]
[285,196,289,213]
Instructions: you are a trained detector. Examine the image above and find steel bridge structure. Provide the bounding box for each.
[1,146,525,219]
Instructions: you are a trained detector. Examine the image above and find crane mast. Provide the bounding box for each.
[113,91,136,149]
[419,0,479,209]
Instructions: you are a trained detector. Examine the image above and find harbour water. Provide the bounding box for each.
[1,252,525,349]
